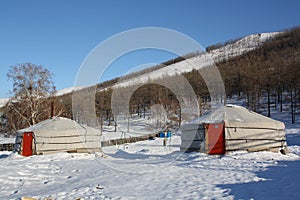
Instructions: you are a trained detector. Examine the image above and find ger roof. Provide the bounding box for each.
[190,105,284,130]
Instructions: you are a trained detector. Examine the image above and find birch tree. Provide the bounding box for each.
[6,63,56,130]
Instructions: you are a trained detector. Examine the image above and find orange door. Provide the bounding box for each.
[22,132,33,156]
[207,123,225,155]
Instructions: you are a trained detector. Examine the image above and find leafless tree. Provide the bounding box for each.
[5,63,56,131]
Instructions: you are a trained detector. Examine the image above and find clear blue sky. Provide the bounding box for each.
[1,0,300,98]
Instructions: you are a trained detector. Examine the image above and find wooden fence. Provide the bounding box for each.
[0,143,14,151]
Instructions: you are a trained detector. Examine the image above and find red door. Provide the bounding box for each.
[207,123,225,155]
[22,132,33,156]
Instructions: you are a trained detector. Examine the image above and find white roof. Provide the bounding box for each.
[191,105,284,130]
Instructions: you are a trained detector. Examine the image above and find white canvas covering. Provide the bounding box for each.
[184,105,287,153]
[16,117,102,155]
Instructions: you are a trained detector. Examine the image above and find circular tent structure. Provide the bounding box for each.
[180,105,288,154]
[15,117,102,155]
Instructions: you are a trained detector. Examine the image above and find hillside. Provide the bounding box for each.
[73,28,300,126]
[107,33,278,89]
[3,27,300,132]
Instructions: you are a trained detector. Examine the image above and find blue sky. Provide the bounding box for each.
[1,0,300,98]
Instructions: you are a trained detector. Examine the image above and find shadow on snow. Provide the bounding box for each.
[217,159,300,199]
[217,132,300,199]
[0,154,10,159]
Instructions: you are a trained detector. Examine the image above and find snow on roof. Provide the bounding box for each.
[17,117,83,133]
[189,104,285,129]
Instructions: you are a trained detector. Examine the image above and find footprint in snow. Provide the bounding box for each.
[96,184,104,189]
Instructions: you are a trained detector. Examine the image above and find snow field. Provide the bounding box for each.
[0,136,15,144]
[1,132,299,199]
[1,96,300,199]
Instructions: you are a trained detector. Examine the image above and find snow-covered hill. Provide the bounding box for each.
[210,32,280,62]
[55,86,85,97]
[113,32,280,89]
[50,32,281,96]
[1,87,84,105]
[0,98,9,108]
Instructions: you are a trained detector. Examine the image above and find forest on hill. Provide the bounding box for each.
[218,27,300,117]
[98,27,298,120]
[4,27,300,132]
[66,27,300,126]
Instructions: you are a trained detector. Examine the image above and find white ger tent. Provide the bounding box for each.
[181,105,288,154]
[15,117,101,155]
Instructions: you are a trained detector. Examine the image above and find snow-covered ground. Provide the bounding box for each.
[0,135,15,144]
[1,108,300,199]
[100,116,160,142]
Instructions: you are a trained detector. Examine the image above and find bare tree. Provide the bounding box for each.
[6,63,56,130]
